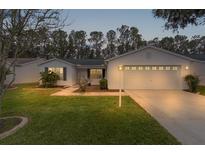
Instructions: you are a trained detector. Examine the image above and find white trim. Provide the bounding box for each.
[105,46,205,63]
[38,58,75,66]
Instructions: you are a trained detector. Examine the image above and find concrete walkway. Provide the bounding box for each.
[126,90,205,145]
[51,85,127,96]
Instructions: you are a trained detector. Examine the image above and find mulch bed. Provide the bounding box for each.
[0,117,22,134]
[74,85,124,93]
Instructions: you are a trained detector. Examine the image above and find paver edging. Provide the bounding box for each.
[0,116,28,140]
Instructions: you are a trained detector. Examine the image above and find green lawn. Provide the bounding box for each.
[0,84,179,144]
[198,86,205,96]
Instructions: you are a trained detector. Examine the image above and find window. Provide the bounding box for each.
[123,65,179,71]
[152,66,157,70]
[159,66,164,70]
[165,66,171,70]
[145,66,150,70]
[125,66,130,70]
[172,66,178,71]
[138,66,143,70]
[48,67,64,80]
[131,66,136,70]
[90,69,102,79]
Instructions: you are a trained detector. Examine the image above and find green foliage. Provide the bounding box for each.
[198,86,205,96]
[99,79,108,90]
[149,35,205,55]
[40,71,60,88]
[117,25,143,55]
[153,9,205,31]
[79,77,88,92]
[184,74,200,93]
[88,31,104,58]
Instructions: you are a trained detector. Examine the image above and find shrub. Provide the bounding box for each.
[99,79,108,90]
[79,77,88,92]
[40,71,60,88]
[184,74,200,93]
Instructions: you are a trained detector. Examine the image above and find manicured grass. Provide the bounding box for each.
[0,84,180,144]
[0,118,22,134]
[198,86,205,96]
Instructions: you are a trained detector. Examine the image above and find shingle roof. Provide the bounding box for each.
[184,54,205,61]
[8,58,40,65]
[106,46,205,62]
[63,58,105,66]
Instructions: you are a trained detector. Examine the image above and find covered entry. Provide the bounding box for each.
[123,65,182,89]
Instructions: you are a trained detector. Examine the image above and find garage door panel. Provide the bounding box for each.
[123,65,181,90]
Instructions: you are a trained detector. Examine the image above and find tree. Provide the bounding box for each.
[18,27,51,58]
[0,9,64,111]
[159,37,175,52]
[147,37,159,46]
[117,25,131,54]
[196,36,205,54]
[66,31,76,58]
[50,29,69,58]
[117,25,143,55]
[173,35,189,54]
[104,30,117,58]
[153,9,205,31]
[187,35,201,54]
[35,27,52,58]
[73,31,87,59]
[88,31,104,58]
[66,30,87,59]
[130,27,142,49]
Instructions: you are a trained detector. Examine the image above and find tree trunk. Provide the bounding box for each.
[0,94,3,129]
[0,93,2,113]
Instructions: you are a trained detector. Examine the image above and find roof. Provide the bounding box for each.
[8,58,42,65]
[105,46,205,63]
[184,54,205,61]
[38,58,105,66]
[64,59,105,66]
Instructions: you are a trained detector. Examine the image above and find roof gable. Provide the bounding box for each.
[106,46,205,63]
[38,58,75,66]
[8,58,45,66]
[39,58,105,66]
[65,59,105,66]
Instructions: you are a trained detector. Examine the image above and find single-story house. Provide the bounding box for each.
[6,46,205,90]
[6,58,45,84]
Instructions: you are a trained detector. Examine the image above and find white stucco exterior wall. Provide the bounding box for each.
[39,59,77,86]
[6,59,45,84]
[107,48,192,90]
[191,62,205,85]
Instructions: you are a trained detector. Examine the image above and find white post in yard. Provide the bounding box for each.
[118,65,123,107]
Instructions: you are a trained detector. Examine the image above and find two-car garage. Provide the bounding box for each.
[123,65,182,89]
[106,46,193,90]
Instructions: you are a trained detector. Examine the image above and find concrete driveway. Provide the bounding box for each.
[126,90,205,145]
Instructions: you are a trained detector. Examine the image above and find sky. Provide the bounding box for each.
[63,9,205,40]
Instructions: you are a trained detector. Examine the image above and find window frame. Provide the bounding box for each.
[48,67,64,80]
[90,69,103,79]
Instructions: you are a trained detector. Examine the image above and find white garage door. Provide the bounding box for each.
[123,65,181,89]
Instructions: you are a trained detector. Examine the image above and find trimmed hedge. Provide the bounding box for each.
[99,79,108,90]
[184,74,200,93]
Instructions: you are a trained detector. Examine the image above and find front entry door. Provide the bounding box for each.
[90,69,103,85]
